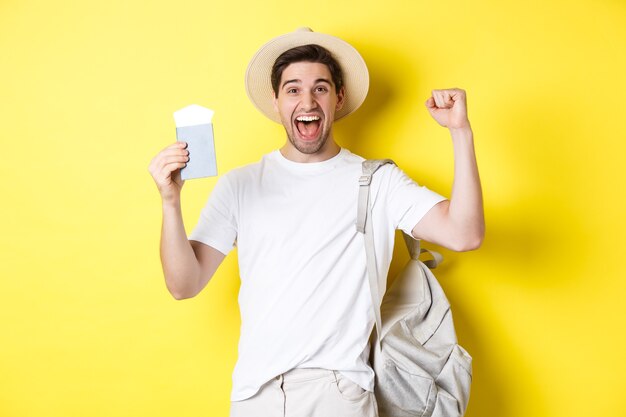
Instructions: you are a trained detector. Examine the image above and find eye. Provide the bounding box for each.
[315,86,328,93]
[286,87,298,94]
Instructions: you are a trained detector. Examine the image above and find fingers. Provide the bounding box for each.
[148,142,190,186]
[428,88,466,109]
[150,142,188,168]
[160,141,188,157]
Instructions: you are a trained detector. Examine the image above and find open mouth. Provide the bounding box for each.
[294,115,322,140]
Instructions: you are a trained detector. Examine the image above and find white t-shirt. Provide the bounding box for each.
[189,148,446,401]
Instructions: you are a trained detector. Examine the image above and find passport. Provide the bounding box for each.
[173,105,217,180]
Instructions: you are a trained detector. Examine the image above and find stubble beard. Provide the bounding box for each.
[285,126,330,155]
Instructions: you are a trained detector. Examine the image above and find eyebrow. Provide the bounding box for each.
[281,78,333,89]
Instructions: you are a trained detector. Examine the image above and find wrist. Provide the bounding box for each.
[162,196,182,211]
[449,125,473,141]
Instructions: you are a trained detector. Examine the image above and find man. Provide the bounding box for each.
[148,28,484,417]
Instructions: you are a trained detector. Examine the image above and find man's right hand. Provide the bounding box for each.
[148,142,189,203]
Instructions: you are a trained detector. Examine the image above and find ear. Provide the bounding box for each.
[335,86,346,111]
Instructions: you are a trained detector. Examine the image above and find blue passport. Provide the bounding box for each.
[175,122,217,180]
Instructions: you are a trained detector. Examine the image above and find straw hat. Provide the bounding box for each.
[245,27,369,123]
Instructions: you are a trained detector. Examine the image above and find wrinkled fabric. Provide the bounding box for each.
[371,260,472,417]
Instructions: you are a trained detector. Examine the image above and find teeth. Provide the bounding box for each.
[296,116,320,122]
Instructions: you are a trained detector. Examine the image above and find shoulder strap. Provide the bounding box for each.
[357,159,443,347]
[356,159,395,233]
[357,159,395,349]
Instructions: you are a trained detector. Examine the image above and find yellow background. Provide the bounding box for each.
[1,0,625,416]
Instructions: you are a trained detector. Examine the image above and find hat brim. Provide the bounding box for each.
[245,29,369,124]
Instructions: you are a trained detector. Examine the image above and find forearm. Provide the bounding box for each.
[448,127,485,249]
[160,200,201,299]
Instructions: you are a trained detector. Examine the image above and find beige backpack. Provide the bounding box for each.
[357,160,473,417]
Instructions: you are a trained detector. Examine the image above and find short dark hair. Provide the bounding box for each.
[271,44,344,98]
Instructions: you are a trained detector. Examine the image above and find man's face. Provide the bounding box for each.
[273,61,345,156]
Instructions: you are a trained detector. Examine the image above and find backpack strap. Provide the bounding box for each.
[402,233,443,269]
[357,159,395,349]
[356,159,395,233]
[357,159,443,347]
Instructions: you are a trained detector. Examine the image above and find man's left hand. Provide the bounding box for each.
[425,88,471,130]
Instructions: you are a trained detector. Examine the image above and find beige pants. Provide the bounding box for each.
[229,368,379,417]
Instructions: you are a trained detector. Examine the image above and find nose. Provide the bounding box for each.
[299,91,318,112]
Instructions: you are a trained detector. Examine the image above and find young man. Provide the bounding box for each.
[148,28,484,417]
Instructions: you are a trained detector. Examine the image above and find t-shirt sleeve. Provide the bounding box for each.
[384,165,447,235]
[188,174,238,255]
